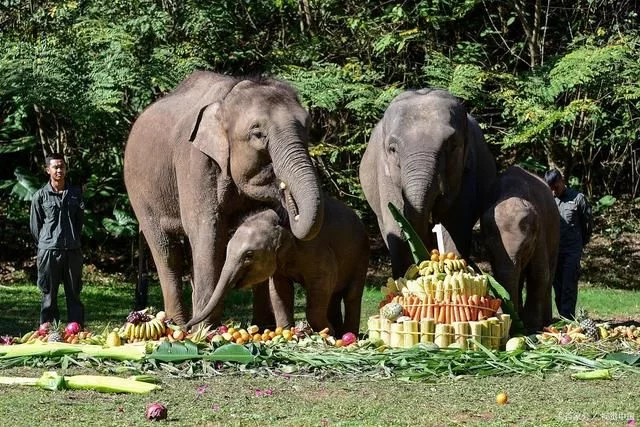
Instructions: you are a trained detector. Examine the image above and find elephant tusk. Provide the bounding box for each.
[294,214,300,222]
[279,181,287,190]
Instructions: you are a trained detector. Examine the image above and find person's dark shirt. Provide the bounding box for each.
[555,187,592,252]
[30,183,84,250]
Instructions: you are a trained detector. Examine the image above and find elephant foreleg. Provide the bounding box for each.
[268,276,294,329]
[253,280,276,329]
[523,247,553,333]
[327,295,344,336]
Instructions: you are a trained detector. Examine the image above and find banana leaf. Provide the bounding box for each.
[146,340,203,362]
[484,274,525,335]
[387,202,429,264]
[203,343,255,363]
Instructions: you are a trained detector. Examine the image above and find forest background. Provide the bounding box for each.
[0,0,638,278]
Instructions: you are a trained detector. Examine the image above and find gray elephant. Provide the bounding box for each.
[480,166,560,333]
[124,71,324,326]
[185,197,370,335]
[359,89,497,278]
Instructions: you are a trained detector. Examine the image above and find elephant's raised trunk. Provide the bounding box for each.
[270,133,324,241]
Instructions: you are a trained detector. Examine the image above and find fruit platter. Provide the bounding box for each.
[369,249,511,350]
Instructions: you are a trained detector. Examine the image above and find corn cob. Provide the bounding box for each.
[66,375,160,393]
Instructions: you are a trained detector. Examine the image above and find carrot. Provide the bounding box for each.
[491,298,502,314]
[453,299,459,322]
[458,295,465,322]
[471,295,480,321]
[426,295,434,320]
[410,295,419,319]
[437,302,446,324]
[420,296,428,320]
[462,295,472,322]
[445,302,451,325]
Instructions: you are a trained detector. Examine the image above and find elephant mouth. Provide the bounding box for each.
[279,181,300,222]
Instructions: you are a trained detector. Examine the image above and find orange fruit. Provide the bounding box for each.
[240,331,250,341]
[430,253,439,261]
[438,254,446,261]
[496,392,508,405]
[235,337,246,345]
[335,339,344,347]
[227,327,237,336]
[446,252,456,260]
[232,331,241,340]
[431,249,439,255]
[253,334,262,342]
[274,327,283,336]
[268,331,276,339]
[282,330,292,340]
[262,333,270,341]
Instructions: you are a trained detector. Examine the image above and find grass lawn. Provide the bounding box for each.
[1,272,639,426]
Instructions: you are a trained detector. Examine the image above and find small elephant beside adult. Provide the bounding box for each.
[359,89,497,278]
[185,197,370,336]
[480,166,560,333]
[124,71,325,326]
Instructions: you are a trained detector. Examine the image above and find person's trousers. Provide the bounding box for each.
[37,249,84,326]
[553,250,581,320]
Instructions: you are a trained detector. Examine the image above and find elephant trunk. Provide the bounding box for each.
[185,265,238,330]
[270,133,324,241]
[401,150,441,247]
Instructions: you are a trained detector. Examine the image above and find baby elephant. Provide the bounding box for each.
[186,197,370,335]
[480,166,560,333]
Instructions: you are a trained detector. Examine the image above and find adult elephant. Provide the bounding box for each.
[124,71,324,326]
[480,166,560,333]
[359,89,496,278]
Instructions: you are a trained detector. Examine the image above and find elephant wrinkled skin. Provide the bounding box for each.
[359,89,496,278]
[124,71,324,326]
[480,166,560,333]
[185,197,370,336]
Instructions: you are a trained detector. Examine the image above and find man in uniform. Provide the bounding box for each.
[544,168,593,319]
[30,153,85,326]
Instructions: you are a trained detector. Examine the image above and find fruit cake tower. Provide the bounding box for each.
[368,250,511,350]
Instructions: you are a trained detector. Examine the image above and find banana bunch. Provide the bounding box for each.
[123,317,166,342]
[416,259,472,276]
[381,265,488,302]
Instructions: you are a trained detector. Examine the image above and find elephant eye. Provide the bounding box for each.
[243,250,254,263]
[388,143,397,154]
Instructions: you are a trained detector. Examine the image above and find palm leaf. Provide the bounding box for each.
[387,202,430,264]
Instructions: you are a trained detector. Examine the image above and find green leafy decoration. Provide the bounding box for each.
[203,343,255,364]
[484,274,526,335]
[387,202,430,264]
[147,340,203,363]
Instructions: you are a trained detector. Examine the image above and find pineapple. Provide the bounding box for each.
[576,308,599,341]
[380,302,403,321]
[47,330,63,342]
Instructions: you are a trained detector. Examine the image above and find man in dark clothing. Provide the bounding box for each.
[544,168,593,319]
[30,153,85,326]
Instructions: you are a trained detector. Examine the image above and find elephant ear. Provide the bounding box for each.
[189,103,229,172]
